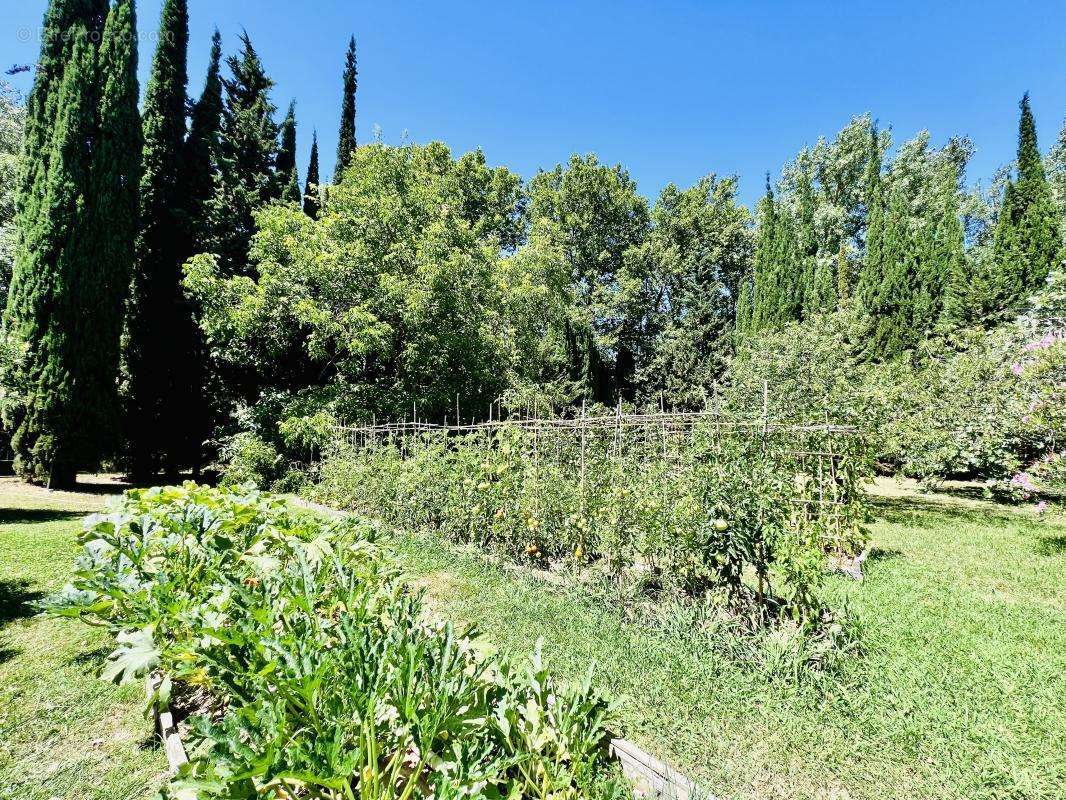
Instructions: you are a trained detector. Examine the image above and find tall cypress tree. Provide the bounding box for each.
[81,0,142,467]
[750,176,776,330]
[857,125,885,310]
[125,0,189,481]
[921,159,968,332]
[182,28,223,256]
[215,32,279,276]
[868,181,917,358]
[3,1,114,487]
[939,168,973,330]
[171,29,224,477]
[303,130,321,219]
[794,169,818,316]
[276,100,301,204]
[771,205,802,325]
[13,0,107,241]
[334,36,357,181]
[990,94,1061,314]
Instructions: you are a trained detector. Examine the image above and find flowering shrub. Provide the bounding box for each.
[727,272,1066,490]
[44,485,625,800]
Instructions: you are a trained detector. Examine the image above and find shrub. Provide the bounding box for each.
[44,485,625,800]
[216,431,282,487]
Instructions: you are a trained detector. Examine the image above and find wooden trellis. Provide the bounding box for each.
[328,404,868,556]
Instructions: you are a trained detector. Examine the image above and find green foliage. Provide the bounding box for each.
[181,28,223,256]
[527,154,650,402]
[315,421,868,624]
[867,180,918,358]
[82,0,142,468]
[634,175,752,405]
[857,125,885,310]
[185,142,526,424]
[45,484,624,800]
[214,32,280,276]
[2,0,138,487]
[730,271,1066,486]
[334,36,357,181]
[216,430,282,487]
[0,80,25,300]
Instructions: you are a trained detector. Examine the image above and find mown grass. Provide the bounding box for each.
[0,477,165,800]
[2,474,1062,800]
[389,485,1066,800]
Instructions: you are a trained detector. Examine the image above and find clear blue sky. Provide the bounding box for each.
[3,0,1066,207]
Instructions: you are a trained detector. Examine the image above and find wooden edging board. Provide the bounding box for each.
[146,674,188,773]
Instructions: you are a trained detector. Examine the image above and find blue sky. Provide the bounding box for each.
[3,1,1066,207]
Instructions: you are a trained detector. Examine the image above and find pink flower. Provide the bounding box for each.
[1023,333,1058,352]
[1034,501,1048,515]
[1011,473,1037,492]
[1011,362,1024,376]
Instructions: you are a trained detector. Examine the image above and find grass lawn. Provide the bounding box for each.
[1,475,1062,800]
[0,477,165,800]
[387,480,1066,800]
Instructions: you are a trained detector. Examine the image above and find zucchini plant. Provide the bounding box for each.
[44,485,626,800]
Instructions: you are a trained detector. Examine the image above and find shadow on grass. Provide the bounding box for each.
[0,578,44,627]
[868,494,1018,527]
[1035,533,1066,556]
[69,480,132,496]
[867,546,903,563]
[0,507,86,524]
[67,644,112,667]
[0,646,19,665]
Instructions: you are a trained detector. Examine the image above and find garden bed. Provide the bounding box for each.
[45,485,704,800]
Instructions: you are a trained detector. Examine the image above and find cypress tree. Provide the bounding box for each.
[923,160,968,332]
[3,9,106,487]
[771,205,802,325]
[334,36,357,181]
[183,28,224,256]
[171,28,224,477]
[990,94,1061,313]
[13,0,107,238]
[750,176,776,330]
[276,100,302,204]
[809,256,837,314]
[80,0,141,467]
[857,125,885,310]
[868,181,917,358]
[794,170,818,316]
[303,130,321,219]
[125,0,190,481]
[215,32,279,276]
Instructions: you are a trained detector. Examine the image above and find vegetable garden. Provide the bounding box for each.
[44,485,627,800]
[313,410,871,625]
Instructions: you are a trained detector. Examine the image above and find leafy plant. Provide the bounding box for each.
[45,485,624,800]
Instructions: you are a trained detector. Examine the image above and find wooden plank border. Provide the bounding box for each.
[146,674,188,773]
